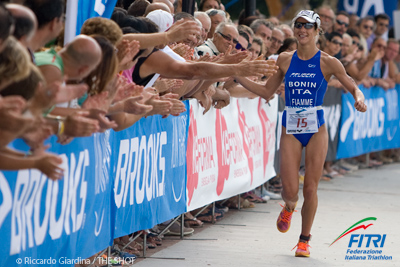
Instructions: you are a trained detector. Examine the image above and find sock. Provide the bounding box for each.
[300,234,311,242]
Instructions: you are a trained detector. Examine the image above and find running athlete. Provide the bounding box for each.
[234,10,367,257]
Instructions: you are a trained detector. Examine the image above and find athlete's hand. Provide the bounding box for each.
[354,97,367,112]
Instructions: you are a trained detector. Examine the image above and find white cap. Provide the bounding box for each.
[146,10,173,32]
[292,10,321,28]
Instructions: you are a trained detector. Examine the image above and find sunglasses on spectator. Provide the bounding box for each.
[378,23,389,28]
[218,32,238,45]
[331,39,342,46]
[336,19,349,27]
[352,40,359,46]
[235,42,246,51]
[271,36,283,45]
[363,25,373,30]
[294,22,315,29]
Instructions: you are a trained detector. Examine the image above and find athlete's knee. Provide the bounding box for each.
[302,183,318,200]
[282,187,299,201]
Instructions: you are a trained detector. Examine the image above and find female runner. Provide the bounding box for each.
[235,10,367,257]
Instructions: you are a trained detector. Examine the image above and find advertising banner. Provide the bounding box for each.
[337,85,400,159]
[187,98,277,211]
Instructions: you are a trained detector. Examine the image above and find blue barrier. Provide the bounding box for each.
[337,85,400,159]
[0,102,189,266]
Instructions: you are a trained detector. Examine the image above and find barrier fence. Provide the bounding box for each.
[1,85,399,266]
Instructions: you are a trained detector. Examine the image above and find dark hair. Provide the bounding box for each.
[277,37,297,54]
[336,10,349,18]
[199,0,221,11]
[347,29,360,39]
[238,9,262,26]
[0,3,14,41]
[174,12,195,21]
[12,15,35,40]
[111,8,128,26]
[127,0,150,17]
[123,0,136,10]
[24,0,64,28]
[327,31,343,41]
[120,16,159,33]
[238,30,250,44]
[121,26,140,34]
[374,13,390,22]
[356,15,374,27]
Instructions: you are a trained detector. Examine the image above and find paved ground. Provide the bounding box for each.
[133,163,400,267]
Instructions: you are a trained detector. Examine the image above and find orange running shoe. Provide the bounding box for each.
[276,204,296,233]
[293,239,311,257]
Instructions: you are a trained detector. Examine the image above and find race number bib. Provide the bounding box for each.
[286,107,318,134]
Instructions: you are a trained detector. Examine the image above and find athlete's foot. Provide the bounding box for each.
[276,204,296,233]
[293,235,311,257]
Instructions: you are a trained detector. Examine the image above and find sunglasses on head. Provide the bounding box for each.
[294,22,315,29]
[336,19,349,27]
[218,32,238,45]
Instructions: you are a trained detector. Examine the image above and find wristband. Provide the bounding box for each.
[58,120,65,135]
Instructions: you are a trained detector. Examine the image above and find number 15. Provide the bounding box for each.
[297,118,307,128]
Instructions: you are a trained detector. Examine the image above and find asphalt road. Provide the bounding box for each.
[133,163,400,267]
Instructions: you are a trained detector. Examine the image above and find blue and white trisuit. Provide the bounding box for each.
[282,50,328,147]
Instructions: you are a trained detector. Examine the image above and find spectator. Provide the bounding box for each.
[127,0,150,17]
[265,28,284,58]
[199,0,221,11]
[6,3,37,49]
[348,13,360,32]
[331,11,349,36]
[250,19,274,54]
[0,3,14,53]
[0,37,31,91]
[277,37,297,54]
[324,32,343,57]
[194,11,211,45]
[205,9,226,39]
[367,13,390,49]
[144,2,171,16]
[357,16,375,56]
[249,36,264,59]
[23,0,64,52]
[368,38,394,90]
[387,39,400,83]
[278,24,293,38]
[316,5,335,34]
[237,24,254,46]
[197,22,238,56]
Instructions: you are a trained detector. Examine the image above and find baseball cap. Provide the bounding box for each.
[146,10,173,32]
[292,10,321,28]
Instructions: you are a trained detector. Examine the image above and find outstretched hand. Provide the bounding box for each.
[354,97,367,112]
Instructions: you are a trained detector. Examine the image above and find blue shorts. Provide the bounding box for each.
[282,109,325,147]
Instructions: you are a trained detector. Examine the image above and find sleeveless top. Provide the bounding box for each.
[284,50,328,108]
[132,48,158,86]
[34,48,64,74]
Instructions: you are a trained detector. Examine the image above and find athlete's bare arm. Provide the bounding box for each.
[233,53,290,100]
[321,53,367,112]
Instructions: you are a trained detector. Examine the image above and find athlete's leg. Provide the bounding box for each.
[301,125,328,236]
[279,126,303,210]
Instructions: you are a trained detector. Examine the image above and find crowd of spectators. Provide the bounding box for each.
[1,0,399,265]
